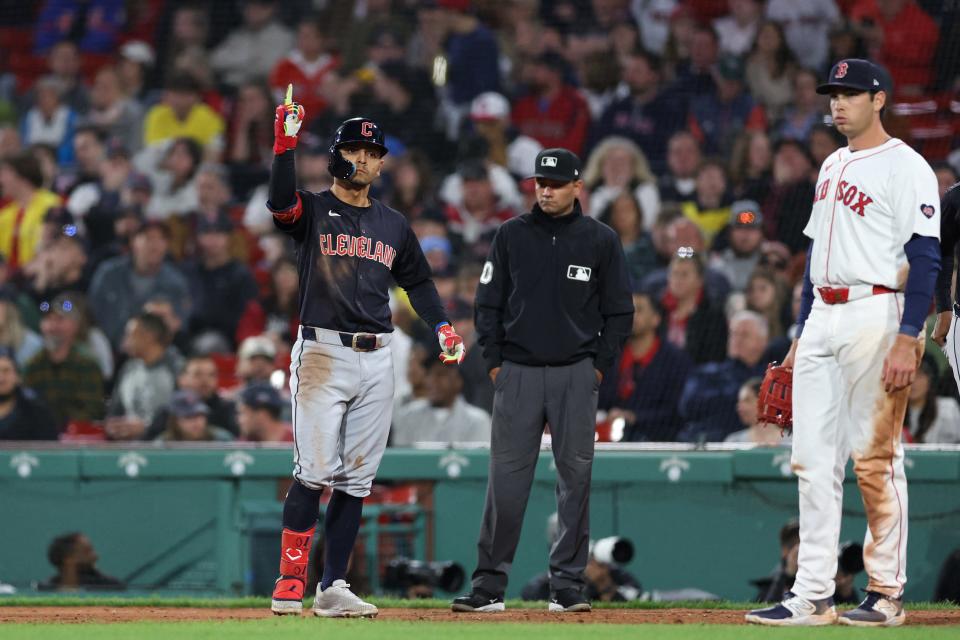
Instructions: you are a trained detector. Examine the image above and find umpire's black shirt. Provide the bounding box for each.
[475,200,634,373]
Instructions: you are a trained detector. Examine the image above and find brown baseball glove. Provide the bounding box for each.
[757,363,793,431]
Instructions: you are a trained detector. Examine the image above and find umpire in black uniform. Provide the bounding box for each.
[452,148,634,613]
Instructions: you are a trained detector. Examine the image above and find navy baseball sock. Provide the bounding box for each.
[282,481,323,531]
[321,490,363,590]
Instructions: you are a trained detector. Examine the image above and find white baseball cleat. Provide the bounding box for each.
[745,591,838,626]
[312,580,379,618]
[837,591,905,627]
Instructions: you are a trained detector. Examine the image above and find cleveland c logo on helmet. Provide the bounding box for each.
[361,121,373,137]
[835,62,848,79]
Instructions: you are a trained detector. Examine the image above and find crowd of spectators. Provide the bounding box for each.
[1,0,959,445]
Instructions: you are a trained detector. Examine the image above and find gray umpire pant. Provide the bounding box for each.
[472,357,599,597]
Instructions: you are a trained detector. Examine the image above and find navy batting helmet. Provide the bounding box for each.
[327,117,388,180]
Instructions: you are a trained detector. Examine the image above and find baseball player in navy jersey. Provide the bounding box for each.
[266,86,465,617]
[747,59,941,627]
[932,182,960,389]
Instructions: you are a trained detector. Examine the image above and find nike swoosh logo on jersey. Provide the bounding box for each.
[328,210,341,217]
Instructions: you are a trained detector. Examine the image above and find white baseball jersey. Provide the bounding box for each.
[804,138,941,289]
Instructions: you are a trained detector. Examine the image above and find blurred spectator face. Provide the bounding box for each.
[368,31,405,65]
[728,314,768,365]
[908,364,931,404]
[0,355,18,398]
[609,194,643,240]
[755,22,784,56]
[601,145,635,187]
[411,218,446,241]
[407,344,429,392]
[273,260,298,299]
[935,166,958,199]
[0,164,19,198]
[736,382,759,427]
[695,163,727,205]
[197,229,231,262]
[195,170,230,209]
[690,28,719,70]
[667,133,700,179]
[66,535,98,569]
[297,22,324,59]
[164,141,198,181]
[131,226,168,273]
[237,403,265,439]
[91,67,122,109]
[434,275,457,302]
[426,362,462,407]
[793,70,820,110]
[180,358,219,398]
[164,88,198,120]
[877,0,907,19]
[48,41,80,79]
[666,218,705,254]
[667,256,702,300]
[117,58,146,93]
[747,273,778,312]
[243,1,276,29]
[0,126,21,158]
[30,145,58,190]
[462,176,496,214]
[748,132,772,174]
[144,299,182,336]
[40,307,80,352]
[456,265,482,305]
[121,317,148,358]
[236,84,271,120]
[808,128,840,166]
[36,81,63,118]
[773,143,813,185]
[237,355,274,382]
[176,414,209,440]
[730,224,763,255]
[173,7,207,45]
[730,0,761,23]
[73,131,105,175]
[610,22,639,57]
[632,293,660,337]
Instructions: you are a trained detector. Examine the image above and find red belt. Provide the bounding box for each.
[817,285,896,305]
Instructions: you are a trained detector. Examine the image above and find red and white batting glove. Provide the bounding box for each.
[437,323,465,365]
[274,103,305,155]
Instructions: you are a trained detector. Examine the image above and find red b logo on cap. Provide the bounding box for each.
[360,121,373,137]
[835,62,848,79]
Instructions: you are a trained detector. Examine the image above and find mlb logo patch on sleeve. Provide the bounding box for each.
[921,204,936,218]
[567,265,591,282]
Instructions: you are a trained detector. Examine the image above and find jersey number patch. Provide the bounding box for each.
[480,261,494,284]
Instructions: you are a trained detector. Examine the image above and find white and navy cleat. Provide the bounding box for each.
[745,591,838,626]
[838,591,905,627]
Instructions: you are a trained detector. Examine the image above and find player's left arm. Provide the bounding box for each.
[932,183,960,345]
[883,160,941,392]
[595,228,636,381]
[391,223,463,364]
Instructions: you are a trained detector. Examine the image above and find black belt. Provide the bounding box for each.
[301,326,381,351]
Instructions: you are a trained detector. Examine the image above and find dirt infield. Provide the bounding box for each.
[2,607,959,625]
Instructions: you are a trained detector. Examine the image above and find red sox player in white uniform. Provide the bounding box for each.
[747,59,941,627]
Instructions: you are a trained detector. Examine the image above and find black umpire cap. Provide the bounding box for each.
[817,58,891,95]
[531,148,581,183]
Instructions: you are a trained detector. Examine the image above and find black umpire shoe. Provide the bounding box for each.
[451,589,505,612]
[549,588,592,612]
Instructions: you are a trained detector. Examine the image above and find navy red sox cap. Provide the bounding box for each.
[817,58,892,95]
[329,117,388,156]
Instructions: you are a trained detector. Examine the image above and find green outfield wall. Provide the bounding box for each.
[1,445,958,601]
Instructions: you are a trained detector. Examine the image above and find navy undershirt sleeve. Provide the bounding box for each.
[901,234,941,336]
[795,242,815,338]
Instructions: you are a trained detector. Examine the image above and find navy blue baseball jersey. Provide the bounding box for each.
[936,182,960,312]
[274,188,446,334]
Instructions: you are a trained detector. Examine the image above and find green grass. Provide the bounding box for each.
[0,595,956,610]
[1,620,960,640]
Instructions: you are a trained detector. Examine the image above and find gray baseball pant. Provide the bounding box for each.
[471,357,599,596]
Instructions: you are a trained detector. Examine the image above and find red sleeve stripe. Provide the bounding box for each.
[271,193,303,224]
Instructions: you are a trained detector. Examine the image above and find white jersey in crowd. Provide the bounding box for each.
[804,138,941,289]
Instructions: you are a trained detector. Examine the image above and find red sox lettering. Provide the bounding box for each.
[318,233,397,269]
[813,178,873,217]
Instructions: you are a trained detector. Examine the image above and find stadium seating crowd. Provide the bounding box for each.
[0,0,959,444]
